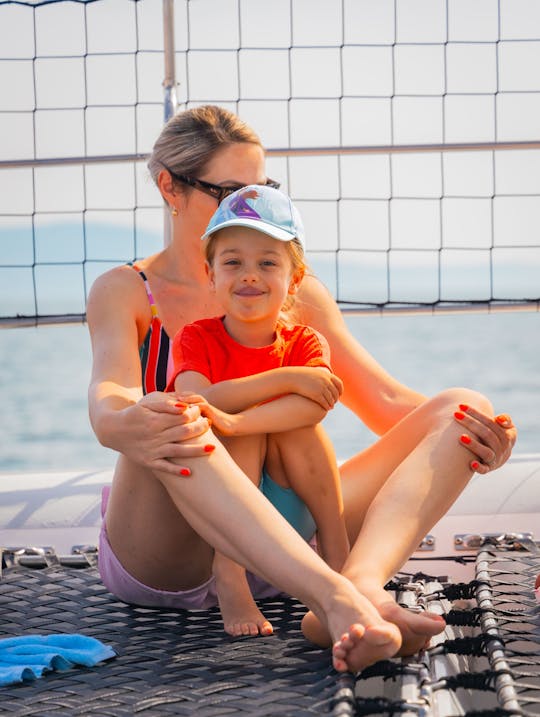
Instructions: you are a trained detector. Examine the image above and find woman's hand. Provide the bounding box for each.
[116,392,215,477]
[288,367,343,410]
[454,404,517,474]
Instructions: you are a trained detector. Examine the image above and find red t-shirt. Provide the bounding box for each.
[168,316,332,388]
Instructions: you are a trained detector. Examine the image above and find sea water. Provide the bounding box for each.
[0,310,538,472]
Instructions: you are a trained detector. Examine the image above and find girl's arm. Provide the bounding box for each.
[175,365,342,413]
[185,392,328,437]
[87,267,212,476]
[176,368,327,434]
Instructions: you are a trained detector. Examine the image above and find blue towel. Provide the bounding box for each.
[0,634,116,686]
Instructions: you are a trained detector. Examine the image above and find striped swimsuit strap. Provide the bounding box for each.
[130,263,171,394]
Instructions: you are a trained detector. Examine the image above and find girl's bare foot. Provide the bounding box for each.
[219,594,273,636]
[215,574,273,637]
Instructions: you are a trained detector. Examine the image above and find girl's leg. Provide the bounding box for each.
[211,434,274,636]
[302,388,492,653]
[266,424,350,572]
[106,429,401,672]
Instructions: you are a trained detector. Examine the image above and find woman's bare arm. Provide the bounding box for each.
[295,275,517,469]
[87,267,212,475]
[295,275,426,435]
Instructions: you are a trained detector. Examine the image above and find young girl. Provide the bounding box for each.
[170,185,350,637]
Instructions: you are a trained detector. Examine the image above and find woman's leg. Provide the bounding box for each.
[105,430,401,672]
[302,387,492,653]
[105,454,215,591]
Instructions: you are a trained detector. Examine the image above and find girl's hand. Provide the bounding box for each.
[454,404,517,474]
[117,392,215,477]
[178,393,239,436]
[289,367,343,410]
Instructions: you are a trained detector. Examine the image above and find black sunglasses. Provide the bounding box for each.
[163,166,280,204]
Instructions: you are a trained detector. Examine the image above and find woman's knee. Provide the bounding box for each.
[425,387,493,425]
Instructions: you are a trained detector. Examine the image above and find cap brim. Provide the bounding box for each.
[202,217,299,244]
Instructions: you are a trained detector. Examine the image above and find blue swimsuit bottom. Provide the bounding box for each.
[259,470,316,542]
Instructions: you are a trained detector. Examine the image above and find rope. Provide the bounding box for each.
[444,607,485,626]
[432,633,504,657]
[438,669,514,692]
[454,711,526,717]
[356,660,411,681]
[354,697,410,716]
[440,580,481,600]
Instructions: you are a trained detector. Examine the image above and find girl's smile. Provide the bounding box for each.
[235,286,265,296]
[206,226,302,346]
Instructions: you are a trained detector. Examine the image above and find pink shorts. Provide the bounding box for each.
[98,487,282,610]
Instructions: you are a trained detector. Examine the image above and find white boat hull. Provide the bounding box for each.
[1,454,539,566]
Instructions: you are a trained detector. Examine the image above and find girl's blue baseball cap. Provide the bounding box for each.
[202,185,305,251]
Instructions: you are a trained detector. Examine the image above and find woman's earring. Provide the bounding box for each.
[171,206,179,217]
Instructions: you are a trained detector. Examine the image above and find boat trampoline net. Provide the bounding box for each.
[1,541,539,716]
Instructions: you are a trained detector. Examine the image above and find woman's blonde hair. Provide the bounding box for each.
[147,105,262,188]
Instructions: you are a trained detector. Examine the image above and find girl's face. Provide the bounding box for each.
[181,143,268,240]
[207,227,303,336]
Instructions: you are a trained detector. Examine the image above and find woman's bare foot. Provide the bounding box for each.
[377,599,445,654]
[215,573,273,637]
[311,580,402,673]
[302,580,445,660]
[331,622,402,673]
[362,581,445,654]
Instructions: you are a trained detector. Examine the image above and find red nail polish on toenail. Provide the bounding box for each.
[471,461,480,470]
[204,444,215,452]
[179,468,191,476]
[460,434,471,445]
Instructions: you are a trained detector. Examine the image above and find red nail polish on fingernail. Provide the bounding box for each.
[454,411,465,420]
[204,444,215,453]
[179,468,191,476]
[471,461,480,470]
[460,434,471,445]
[459,404,469,412]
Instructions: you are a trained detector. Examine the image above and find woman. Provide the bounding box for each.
[87,105,516,673]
